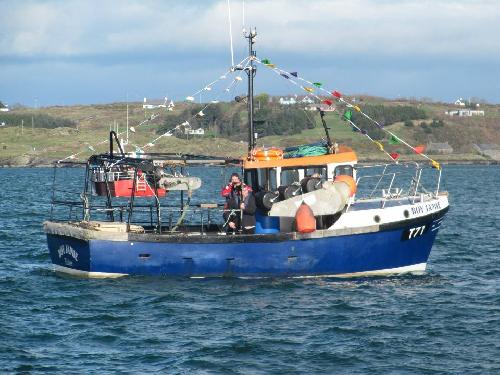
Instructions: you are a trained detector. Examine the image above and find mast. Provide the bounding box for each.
[240,28,257,154]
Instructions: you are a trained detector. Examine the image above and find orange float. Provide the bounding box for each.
[252,147,283,161]
[295,202,316,233]
[334,175,357,197]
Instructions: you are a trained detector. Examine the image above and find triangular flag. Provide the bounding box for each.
[431,160,441,170]
[181,121,190,126]
[129,126,136,133]
[290,72,298,77]
[390,152,400,160]
[313,82,322,88]
[146,143,154,147]
[332,91,342,98]
[281,73,290,79]
[88,146,95,152]
[303,87,314,93]
[374,141,384,151]
[261,58,271,64]
[235,76,243,81]
[414,145,426,154]
[361,129,367,135]
[353,105,362,112]
[352,127,359,132]
[323,99,333,106]
[343,110,352,121]
[389,135,400,145]
[265,63,276,68]
[204,86,212,91]
[220,75,227,79]
[197,111,205,117]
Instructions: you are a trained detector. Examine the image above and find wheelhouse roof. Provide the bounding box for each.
[243,146,357,169]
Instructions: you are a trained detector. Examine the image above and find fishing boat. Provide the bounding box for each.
[43,30,449,278]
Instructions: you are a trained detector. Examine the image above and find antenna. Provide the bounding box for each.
[236,27,257,154]
[126,93,129,145]
[226,0,235,67]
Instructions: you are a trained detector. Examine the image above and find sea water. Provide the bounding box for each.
[0,165,498,373]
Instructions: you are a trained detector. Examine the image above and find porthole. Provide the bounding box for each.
[374,215,381,223]
[403,210,410,218]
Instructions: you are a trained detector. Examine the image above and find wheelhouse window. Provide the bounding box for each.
[305,166,327,179]
[281,168,300,186]
[257,168,277,191]
[334,165,354,177]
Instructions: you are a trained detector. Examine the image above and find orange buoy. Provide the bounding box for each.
[252,147,283,161]
[334,175,357,197]
[295,202,316,233]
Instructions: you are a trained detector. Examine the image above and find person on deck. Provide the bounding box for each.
[221,173,254,234]
[240,186,256,234]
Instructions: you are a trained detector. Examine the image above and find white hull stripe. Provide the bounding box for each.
[53,265,128,278]
[53,263,426,279]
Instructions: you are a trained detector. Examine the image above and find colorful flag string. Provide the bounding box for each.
[255,57,441,169]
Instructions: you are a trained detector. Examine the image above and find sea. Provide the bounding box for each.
[0,165,498,374]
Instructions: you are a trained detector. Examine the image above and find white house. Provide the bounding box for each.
[454,98,466,107]
[185,128,205,135]
[0,103,9,112]
[143,97,168,109]
[279,97,297,105]
[445,109,484,117]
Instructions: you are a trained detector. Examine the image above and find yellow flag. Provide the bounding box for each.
[265,63,276,68]
[431,160,441,170]
[354,105,362,112]
[304,87,314,93]
[374,141,384,151]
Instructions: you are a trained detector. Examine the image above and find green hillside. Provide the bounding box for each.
[0,96,499,166]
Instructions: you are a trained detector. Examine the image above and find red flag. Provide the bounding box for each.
[332,91,342,98]
[323,99,333,106]
[414,145,426,154]
[390,152,400,160]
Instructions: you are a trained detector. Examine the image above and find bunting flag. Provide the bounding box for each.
[352,127,359,132]
[374,141,384,151]
[332,91,342,98]
[313,82,322,88]
[414,145,426,154]
[181,121,190,126]
[343,110,352,121]
[361,129,367,135]
[323,99,333,106]
[88,146,95,152]
[290,72,298,77]
[353,105,362,112]
[261,58,271,64]
[281,73,290,79]
[390,152,400,160]
[197,111,205,117]
[266,63,276,68]
[303,87,314,93]
[204,86,212,91]
[389,135,400,145]
[220,75,227,79]
[431,160,441,170]
[235,76,243,81]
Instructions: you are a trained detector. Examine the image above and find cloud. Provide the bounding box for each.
[1,0,499,61]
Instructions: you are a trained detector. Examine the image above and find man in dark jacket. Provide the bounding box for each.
[240,186,256,234]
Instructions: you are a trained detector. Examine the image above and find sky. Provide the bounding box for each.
[1,0,499,107]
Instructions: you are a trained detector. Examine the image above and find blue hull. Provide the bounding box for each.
[46,208,447,278]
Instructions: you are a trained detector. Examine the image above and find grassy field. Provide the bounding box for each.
[1,98,499,166]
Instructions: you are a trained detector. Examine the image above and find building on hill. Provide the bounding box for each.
[454,98,466,107]
[305,103,336,112]
[427,142,453,154]
[0,102,9,112]
[445,109,484,117]
[279,97,297,105]
[185,128,205,135]
[143,97,168,109]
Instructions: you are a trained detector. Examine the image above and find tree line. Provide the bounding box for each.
[0,113,76,129]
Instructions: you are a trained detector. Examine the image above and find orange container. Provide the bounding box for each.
[295,202,316,233]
